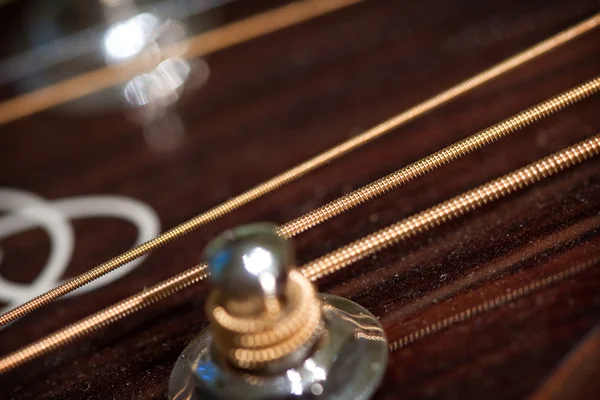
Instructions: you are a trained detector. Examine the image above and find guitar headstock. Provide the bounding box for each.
[1,0,599,399]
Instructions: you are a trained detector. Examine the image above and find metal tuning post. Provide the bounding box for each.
[168,223,388,399]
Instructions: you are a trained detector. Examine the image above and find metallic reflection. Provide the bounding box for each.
[286,370,304,395]
[100,5,209,152]
[124,58,192,109]
[322,304,385,332]
[103,13,160,62]
[0,0,232,85]
[169,294,389,400]
[354,332,388,342]
[242,247,276,276]
[305,358,327,381]
[5,1,213,151]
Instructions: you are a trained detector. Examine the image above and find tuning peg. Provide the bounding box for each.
[169,223,388,400]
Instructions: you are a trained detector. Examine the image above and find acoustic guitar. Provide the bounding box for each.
[0,0,599,399]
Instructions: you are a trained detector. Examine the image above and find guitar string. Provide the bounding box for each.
[1,134,598,373]
[0,0,362,125]
[344,255,600,345]
[276,76,600,237]
[388,255,600,351]
[299,135,600,280]
[379,214,600,322]
[2,14,599,326]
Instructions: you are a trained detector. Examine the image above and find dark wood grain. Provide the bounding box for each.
[531,323,600,400]
[1,0,600,399]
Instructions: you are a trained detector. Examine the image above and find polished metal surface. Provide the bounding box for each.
[168,293,388,400]
[203,223,293,313]
[170,223,388,399]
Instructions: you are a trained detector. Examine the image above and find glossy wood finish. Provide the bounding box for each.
[1,0,600,399]
[531,323,600,400]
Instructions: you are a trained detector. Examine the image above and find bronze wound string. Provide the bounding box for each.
[2,15,599,326]
[1,134,599,373]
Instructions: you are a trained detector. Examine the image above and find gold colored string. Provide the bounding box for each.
[1,134,598,373]
[388,256,600,352]
[0,265,211,374]
[2,14,599,327]
[300,135,600,281]
[0,0,363,125]
[276,76,600,237]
